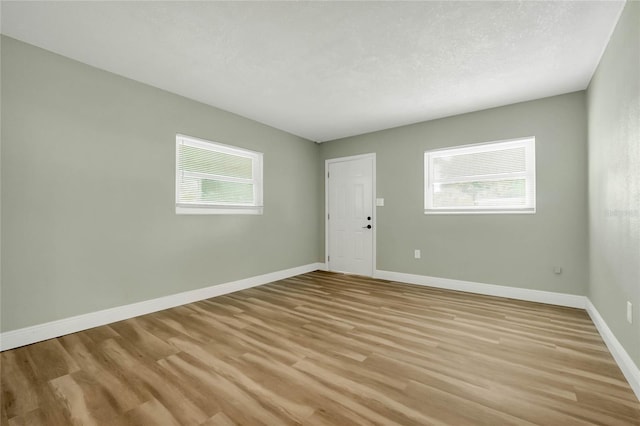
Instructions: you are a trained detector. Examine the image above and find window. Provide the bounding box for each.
[424,137,535,214]
[176,134,263,214]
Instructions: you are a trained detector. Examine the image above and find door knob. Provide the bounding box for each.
[362,224,372,229]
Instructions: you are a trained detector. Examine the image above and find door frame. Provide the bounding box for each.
[325,153,377,276]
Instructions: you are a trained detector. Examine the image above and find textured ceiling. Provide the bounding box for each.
[1,1,625,142]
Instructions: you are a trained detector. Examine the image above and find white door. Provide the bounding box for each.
[326,155,375,276]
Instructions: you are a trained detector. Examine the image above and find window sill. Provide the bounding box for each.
[176,206,263,215]
[424,208,536,215]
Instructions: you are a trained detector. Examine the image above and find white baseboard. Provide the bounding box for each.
[0,262,325,351]
[374,269,586,308]
[586,299,640,400]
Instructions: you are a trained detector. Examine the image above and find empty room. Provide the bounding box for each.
[1,1,639,425]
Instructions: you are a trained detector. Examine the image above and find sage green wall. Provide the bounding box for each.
[321,92,588,295]
[587,1,639,368]
[1,36,321,331]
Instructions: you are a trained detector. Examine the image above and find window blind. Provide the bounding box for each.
[176,135,263,214]
[425,137,535,214]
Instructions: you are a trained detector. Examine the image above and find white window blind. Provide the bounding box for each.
[176,134,263,215]
[424,137,535,214]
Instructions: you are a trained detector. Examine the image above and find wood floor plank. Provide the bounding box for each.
[200,412,236,426]
[124,398,182,426]
[2,271,639,425]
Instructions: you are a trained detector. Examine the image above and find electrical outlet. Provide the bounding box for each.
[627,301,633,324]
[414,249,421,259]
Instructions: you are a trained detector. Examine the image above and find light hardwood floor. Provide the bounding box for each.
[1,271,639,425]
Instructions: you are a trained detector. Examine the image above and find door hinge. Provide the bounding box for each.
[327,213,330,220]
[327,171,330,178]
[327,255,330,262]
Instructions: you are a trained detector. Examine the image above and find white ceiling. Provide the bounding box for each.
[1,1,625,142]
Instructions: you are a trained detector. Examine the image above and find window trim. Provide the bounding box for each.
[424,137,536,215]
[175,134,263,215]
